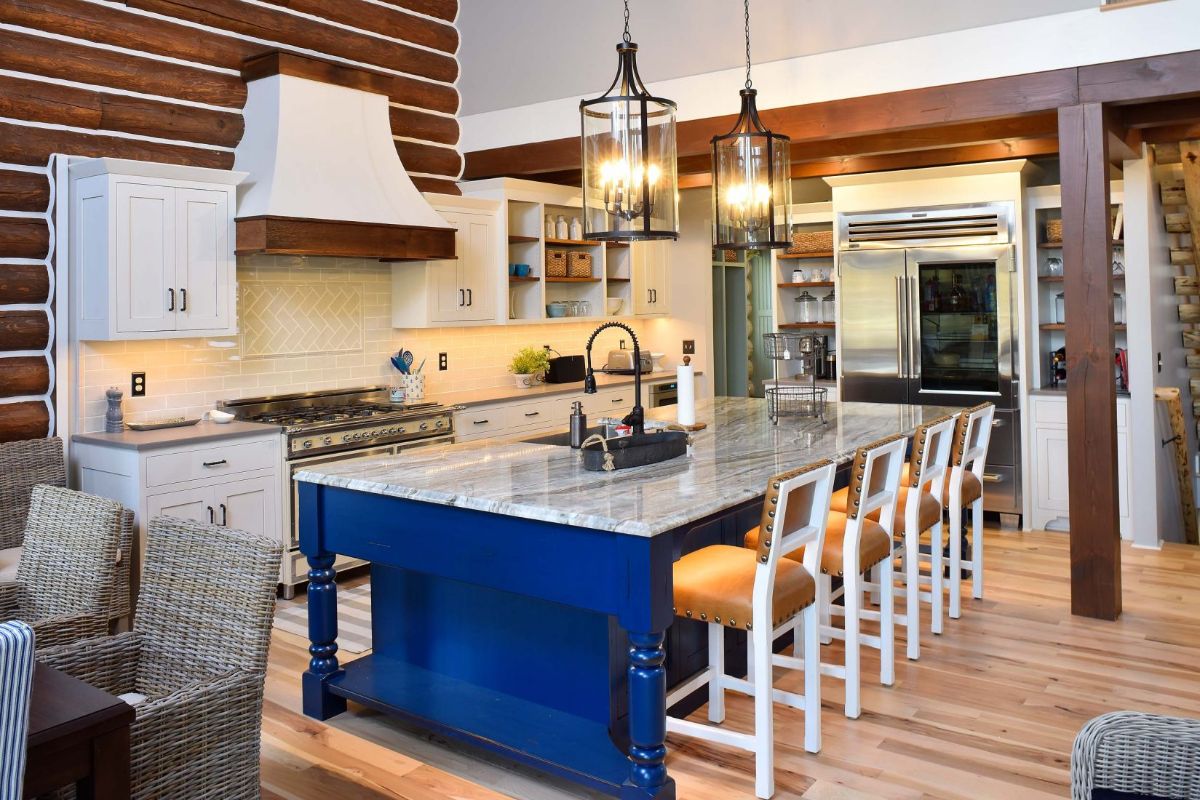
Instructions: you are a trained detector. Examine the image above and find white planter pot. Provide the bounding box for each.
[513,373,539,389]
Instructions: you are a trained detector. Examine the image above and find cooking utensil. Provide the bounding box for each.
[415,358,426,374]
[390,354,409,374]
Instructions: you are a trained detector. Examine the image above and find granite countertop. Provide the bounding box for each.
[296,397,955,538]
[72,419,281,450]
[1030,383,1130,398]
[434,370,684,409]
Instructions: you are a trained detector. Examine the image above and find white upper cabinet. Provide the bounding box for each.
[392,195,502,328]
[632,240,670,316]
[70,158,243,341]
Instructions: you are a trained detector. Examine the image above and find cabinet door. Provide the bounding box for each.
[115,182,175,333]
[430,211,464,323]
[632,243,653,315]
[175,188,231,331]
[147,485,213,525]
[649,240,669,313]
[214,474,277,540]
[1034,426,1071,513]
[459,212,496,322]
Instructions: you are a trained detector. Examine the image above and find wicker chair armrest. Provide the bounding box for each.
[36,631,142,696]
[28,611,110,650]
[0,581,17,617]
[1072,711,1200,800]
[130,670,267,799]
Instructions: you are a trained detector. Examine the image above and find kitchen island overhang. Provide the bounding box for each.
[295,398,956,799]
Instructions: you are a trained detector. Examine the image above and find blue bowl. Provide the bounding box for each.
[546,303,567,318]
[515,263,531,277]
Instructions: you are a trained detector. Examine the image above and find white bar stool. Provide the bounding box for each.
[947,402,995,618]
[667,459,836,799]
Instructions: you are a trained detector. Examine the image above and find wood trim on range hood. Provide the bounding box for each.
[233,51,455,261]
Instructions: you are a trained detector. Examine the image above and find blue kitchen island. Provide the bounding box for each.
[294,397,953,799]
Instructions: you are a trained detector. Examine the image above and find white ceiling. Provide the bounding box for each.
[457,0,1096,115]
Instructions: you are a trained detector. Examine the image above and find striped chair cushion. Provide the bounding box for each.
[0,620,34,799]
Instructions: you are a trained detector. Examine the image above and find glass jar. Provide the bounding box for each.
[1113,292,1125,326]
[821,290,836,323]
[1055,291,1066,325]
[795,290,818,323]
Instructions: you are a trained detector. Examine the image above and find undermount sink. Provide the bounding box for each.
[521,426,689,471]
[520,426,608,448]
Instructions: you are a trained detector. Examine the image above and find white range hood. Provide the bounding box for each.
[232,52,454,261]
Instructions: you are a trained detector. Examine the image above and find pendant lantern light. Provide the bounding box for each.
[712,0,791,249]
[579,0,678,242]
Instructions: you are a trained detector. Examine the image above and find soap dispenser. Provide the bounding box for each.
[569,401,587,449]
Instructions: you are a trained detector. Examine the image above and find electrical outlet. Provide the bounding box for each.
[682,340,695,355]
[131,372,146,397]
[619,339,626,350]
[438,352,448,371]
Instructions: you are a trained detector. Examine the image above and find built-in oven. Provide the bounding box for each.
[649,381,678,407]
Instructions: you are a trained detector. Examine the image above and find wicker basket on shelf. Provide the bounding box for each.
[567,251,593,278]
[1045,219,1063,243]
[787,230,834,254]
[546,249,568,277]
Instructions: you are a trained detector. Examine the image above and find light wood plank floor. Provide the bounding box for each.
[262,528,1200,799]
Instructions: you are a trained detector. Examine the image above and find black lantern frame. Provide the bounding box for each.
[579,41,679,242]
[711,87,792,250]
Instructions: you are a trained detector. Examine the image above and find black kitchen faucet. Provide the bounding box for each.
[583,321,644,435]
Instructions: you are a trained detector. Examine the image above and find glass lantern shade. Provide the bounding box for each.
[580,43,679,242]
[712,89,791,250]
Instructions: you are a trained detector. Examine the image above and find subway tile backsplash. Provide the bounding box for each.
[77,255,651,432]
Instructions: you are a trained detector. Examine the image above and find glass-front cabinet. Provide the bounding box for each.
[916,260,1000,395]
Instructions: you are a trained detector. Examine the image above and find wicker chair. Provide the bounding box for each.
[1071,711,1200,800]
[0,436,66,580]
[39,516,283,800]
[0,485,124,649]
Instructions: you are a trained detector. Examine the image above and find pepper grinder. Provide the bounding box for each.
[105,386,124,432]
[569,400,587,449]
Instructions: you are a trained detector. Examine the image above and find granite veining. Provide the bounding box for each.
[295,397,957,538]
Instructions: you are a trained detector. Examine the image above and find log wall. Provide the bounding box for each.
[0,0,462,441]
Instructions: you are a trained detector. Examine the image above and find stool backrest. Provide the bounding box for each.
[844,434,908,535]
[753,459,836,620]
[0,620,34,800]
[909,414,957,504]
[952,403,995,487]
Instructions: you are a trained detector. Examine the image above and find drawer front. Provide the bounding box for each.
[145,438,277,488]
[507,397,563,429]
[455,406,512,441]
[588,388,636,417]
[1032,397,1067,426]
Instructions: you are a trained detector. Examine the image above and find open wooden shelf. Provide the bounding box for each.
[545,276,601,283]
[545,238,599,247]
[508,275,539,283]
[1040,323,1127,331]
[778,281,834,288]
[1038,240,1124,249]
[779,322,836,329]
[508,234,539,244]
[778,251,834,260]
[605,276,630,282]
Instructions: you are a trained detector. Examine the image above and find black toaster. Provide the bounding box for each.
[545,354,586,384]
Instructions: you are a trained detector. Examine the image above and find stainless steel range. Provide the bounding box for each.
[221,386,455,596]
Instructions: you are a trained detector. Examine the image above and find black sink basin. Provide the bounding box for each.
[521,426,689,471]
[520,426,608,448]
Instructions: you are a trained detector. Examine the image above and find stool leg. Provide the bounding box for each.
[879,555,895,687]
[948,506,963,620]
[708,622,725,724]
[869,563,881,606]
[802,603,821,754]
[843,569,862,719]
[971,498,984,599]
[820,574,833,645]
[793,615,804,659]
[751,622,775,799]
[930,520,944,636]
[905,526,920,660]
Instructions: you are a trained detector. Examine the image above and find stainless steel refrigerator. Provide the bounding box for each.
[837,203,1021,520]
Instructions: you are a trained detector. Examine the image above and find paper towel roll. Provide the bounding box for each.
[677,361,696,426]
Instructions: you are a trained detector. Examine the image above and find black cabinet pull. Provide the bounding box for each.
[167,288,175,311]
[524,411,539,417]
[207,505,214,523]
[612,397,624,403]
[220,503,227,526]
[458,288,465,307]
[180,288,187,311]
[472,419,490,425]
[466,288,473,306]
[202,459,227,468]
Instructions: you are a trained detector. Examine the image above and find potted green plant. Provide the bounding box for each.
[509,345,550,389]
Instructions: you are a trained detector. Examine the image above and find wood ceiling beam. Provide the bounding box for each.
[1121,98,1200,128]
[1078,50,1200,105]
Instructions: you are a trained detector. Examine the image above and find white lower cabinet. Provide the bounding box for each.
[1030,394,1131,537]
[73,430,282,568]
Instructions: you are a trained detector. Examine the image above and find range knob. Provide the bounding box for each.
[322,436,332,445]
[435,419,445,428]
[398,427,406,434]
[342,434,352,443]
[302,440,313,449]
[419,422,429,431]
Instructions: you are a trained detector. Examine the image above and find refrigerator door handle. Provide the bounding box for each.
[896,276,907,378]
[909,275,921,381]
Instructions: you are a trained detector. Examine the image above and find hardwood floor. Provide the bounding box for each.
[262,528,1200,799]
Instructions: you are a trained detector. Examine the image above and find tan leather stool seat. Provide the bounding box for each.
[673,545,816,630]
[744,512,891,577]
[829,484,942,535]
[896,464,982,506]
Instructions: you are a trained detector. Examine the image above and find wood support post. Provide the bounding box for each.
[1058,102,1122,620]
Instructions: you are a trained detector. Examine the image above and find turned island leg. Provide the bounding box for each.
[624,630,676,800]
[302,551,346,719]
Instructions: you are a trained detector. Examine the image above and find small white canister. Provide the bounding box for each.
[403,373,426,401]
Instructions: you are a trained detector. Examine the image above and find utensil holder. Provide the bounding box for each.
[403,373,425,400]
